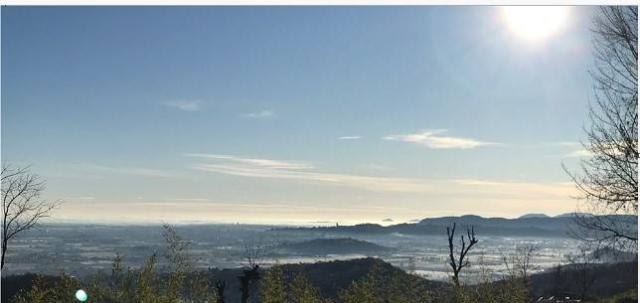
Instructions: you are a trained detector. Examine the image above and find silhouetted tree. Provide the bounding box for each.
[1,165,58,269]
[215,280,226,303]
[501,245,538,300]
[564,6,638,248]
[137,253,159,303]
[340,261,431,303]
[11,275,49,303]
[238,243,262,303]
[338,269,380,303]
[261,264,286,303]
[446,223,478,287]
[12,273,93,303]
[469,251,530,303]
[567,246,598,300]
[186,271,216,303]
[288,273,326,303]
[239,265,260,303]
[504,245,538,289]
[551,264,568,296]
[162,224,191,302]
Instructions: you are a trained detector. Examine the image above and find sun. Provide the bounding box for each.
[501,6,570,42]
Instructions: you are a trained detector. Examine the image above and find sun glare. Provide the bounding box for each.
[501,6,570,42]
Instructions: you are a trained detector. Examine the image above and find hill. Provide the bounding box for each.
[589,246,638,263]
[530,261,638,300]
[276,214,637,238]
[519,213,550,219]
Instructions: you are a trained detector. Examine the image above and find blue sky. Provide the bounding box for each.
[2,6,598,224]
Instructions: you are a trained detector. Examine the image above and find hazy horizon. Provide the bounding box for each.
[37,210,590,226]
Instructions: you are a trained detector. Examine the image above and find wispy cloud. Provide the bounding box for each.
[163,100,203,112]
[383,129,497,149]
[55,155,577,224]
[241,109,276,119]
[185,153,314,170]
[140,200,411,213]
[563,143,624,158]
[185,153,573,200]
[338,136,362,140]
[80,164,176,178]
[564,149,593,158]
[552,141,581,147]
[186,153,432,193]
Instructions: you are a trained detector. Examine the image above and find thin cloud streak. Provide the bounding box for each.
[191,163,434,193]
[187,153,432,193]
[563,143,622,158]
[146,200,412,213]
[552,141,581,147]
[383,129,497,149]
[338,136,362,140]
[186,153,574,199]
[564,149,593,158]
[80,163,176,178]
[185,153,314,170]
[163,100,203,112]
[241,109,276,119]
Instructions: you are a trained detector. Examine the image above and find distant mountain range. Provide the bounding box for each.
[518,213,550,219]
[277,214,637,238]
[517,212,592,219]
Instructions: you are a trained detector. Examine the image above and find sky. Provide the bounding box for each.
[2,6,600,225]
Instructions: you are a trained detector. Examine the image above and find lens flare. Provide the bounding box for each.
[75,289,88,302]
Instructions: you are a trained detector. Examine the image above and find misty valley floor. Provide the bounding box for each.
[4,223,583,282]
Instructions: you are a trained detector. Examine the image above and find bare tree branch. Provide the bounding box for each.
[1,164,59,269]
[446,223,478,287]
[565,6,638,249]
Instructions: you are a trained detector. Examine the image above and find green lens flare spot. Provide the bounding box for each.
[75,289,88,302]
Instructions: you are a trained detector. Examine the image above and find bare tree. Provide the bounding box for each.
[242,243,263,269]
[238,243,263,303]
[509,245,538,284]
[502,244,538,298]
[238,265,260,303]
[446,223,478,287]
[215,280,227,303]
[1,165,58,269]
[564,6,638,248]
[566,246,598,300]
